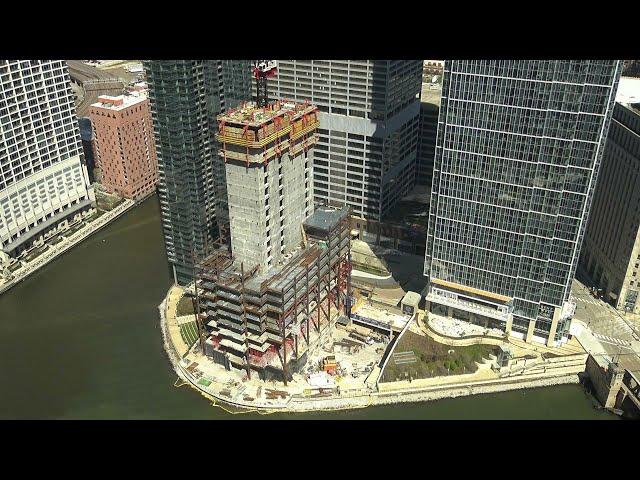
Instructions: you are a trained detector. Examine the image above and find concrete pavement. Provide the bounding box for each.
[0,199,136,295]
[571,279,640,376]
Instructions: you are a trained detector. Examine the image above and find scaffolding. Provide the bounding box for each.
[216,100,319,167]
[193,206,352,385]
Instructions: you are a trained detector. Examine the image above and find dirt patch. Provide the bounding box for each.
[177,295,196,316]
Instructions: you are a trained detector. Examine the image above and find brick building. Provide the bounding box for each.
[89,91,158,200]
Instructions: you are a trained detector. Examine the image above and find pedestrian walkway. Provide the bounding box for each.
[574,296,602,306]
[0,198,135,295]
[592,332,632,348]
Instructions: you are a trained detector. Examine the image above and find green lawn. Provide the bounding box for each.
[179,321,200,347]
[380,331,499,383]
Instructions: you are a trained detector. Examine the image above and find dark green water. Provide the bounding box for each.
[0,196,616,419]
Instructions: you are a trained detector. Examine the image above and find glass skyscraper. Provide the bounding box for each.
[144,60,251,285]
[424,60,622,346]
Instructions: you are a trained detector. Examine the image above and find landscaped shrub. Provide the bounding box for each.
[380,331,500,382]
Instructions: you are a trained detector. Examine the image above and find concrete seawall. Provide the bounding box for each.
[158,288,583,414]
[0,198,137,295]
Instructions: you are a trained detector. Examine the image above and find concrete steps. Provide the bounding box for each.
[499,354,587,379]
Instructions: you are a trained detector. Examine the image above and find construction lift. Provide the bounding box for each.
[253,60,278,107]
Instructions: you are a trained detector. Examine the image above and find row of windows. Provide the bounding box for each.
[445,73,612,115]
[447,60,619,87]
[1,61,83,191]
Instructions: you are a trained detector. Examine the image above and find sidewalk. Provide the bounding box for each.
[0,199,135,295]
[165,286,190,357]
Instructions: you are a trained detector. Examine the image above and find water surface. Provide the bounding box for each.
[0,196,615,420]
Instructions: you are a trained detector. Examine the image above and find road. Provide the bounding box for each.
[67,60,117,82]
[66,60,125,116]
[571,278,640,376]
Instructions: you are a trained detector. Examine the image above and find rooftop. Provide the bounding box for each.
[421,82,442,108]
[218,100,317,128]
[616,76,640,107]
[303,206,351,236]
[352,303,410,330]
[402,291,421,306]
[91,92,148,111]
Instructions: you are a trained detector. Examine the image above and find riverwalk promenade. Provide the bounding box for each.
[0,198,136,295]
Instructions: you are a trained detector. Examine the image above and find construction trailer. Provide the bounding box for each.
[194,205,352,385]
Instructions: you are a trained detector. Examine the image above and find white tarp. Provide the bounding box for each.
[307,372,336,389]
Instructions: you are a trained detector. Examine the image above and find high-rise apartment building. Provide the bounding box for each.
[416,81,441,186]
[222,60,253,113]
[214,61,253,224]
[143,60,251,285]
[0,60,94,260]
[424,60,622,347]
[272,60,422,221]
[89,92,157,201]
[581,78,640,314]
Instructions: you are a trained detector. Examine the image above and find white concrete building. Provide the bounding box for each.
[272,60,422,222]
[0,60,94,259]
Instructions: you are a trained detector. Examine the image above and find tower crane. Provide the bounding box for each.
[252,60,278,107]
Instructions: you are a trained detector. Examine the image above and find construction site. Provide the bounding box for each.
[156,62,640,413]
[195,205,354,384]
[150,62,404,408]
[187,92,369,387]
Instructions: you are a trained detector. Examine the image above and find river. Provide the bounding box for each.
[0,196,616,419]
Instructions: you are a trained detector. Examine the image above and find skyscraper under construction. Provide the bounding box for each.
[194,100,352,383]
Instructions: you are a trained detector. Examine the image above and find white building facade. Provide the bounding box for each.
[0,60,94,260]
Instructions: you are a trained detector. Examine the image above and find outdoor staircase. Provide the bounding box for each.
[498,352,588,379]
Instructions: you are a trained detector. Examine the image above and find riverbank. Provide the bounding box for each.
[159,285,589,413]
[0,195,615,419]
[0,197,137,295]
